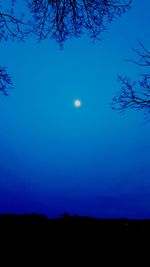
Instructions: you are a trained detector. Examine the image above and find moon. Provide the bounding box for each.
[74,99,82,108]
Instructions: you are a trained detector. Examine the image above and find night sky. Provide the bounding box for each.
[0,0,150,218]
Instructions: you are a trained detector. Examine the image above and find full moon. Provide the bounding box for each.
[74,99,82,108]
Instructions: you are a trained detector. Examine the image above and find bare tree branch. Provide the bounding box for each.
[0,1,28,93]
[112,41,150,118]
[126,40,150,67]
[26,0,132,46]
[0,67,13,95]
[0,0,132,94]
[0,1,28,42]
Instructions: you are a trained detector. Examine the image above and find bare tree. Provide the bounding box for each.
[0,1,28,94]
[0,0,132,94]
[112,41,150,118]
[27,0,132,46]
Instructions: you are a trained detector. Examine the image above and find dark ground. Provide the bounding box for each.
[0,214,149,255]
[0,213,150,231]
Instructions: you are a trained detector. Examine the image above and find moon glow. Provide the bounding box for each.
[74,99,82,108]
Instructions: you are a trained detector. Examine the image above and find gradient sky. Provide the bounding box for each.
[0,0,150,218]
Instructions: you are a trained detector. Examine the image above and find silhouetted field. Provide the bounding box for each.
[0,214,150,253]
[0,213,150,233]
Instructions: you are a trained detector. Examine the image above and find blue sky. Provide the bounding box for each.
[0,0,150,218]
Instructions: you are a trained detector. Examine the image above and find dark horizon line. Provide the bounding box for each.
[0,213,150,221]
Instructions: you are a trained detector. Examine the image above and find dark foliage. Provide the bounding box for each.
[112,41,150,119]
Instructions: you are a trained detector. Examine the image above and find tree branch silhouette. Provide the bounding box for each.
[112,41,150,118]
[0,67,13,95]
[0,1,28,94]
[0,0,132,94]
[27,0,132,46]
[0,1,28,42]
